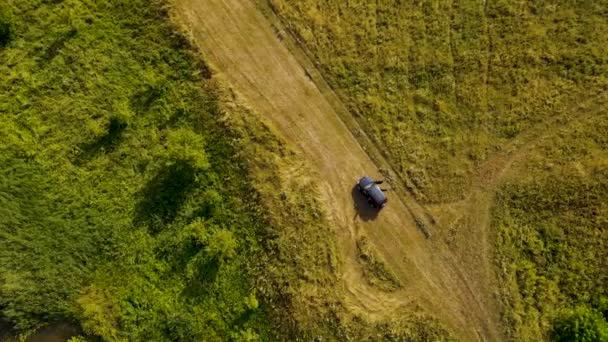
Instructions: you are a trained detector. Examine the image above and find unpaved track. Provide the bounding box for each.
[173,0,502,340]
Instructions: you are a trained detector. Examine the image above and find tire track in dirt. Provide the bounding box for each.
[171,0,502,340]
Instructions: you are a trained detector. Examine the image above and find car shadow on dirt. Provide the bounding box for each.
[351,185,380,222]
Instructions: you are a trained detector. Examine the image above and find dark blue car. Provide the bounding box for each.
[357,176,388,209]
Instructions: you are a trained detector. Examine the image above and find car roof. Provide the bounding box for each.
[368,185,387,204]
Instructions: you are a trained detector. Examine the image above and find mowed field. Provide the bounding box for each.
[173,0,504,340]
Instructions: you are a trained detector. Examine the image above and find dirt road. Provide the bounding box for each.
[172,0,502,340]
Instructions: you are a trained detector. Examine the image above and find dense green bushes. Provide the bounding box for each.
[553,304,608,342]
[0,0,276,340]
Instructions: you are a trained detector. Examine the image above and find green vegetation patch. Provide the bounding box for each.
[332,308,454,342]
[493,112,608,340]
[356,237,401,292]
[0,0,275,340]
[553,304,608,342]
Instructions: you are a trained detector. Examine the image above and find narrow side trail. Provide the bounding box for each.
[433,94,608,299]
[172,0,503,340]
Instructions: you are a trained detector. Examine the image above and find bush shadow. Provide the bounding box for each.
[131,83,167,112]
[134,160,197,233]
[0,17,13,48]
[351,185,380,222]
[180,257,220,301]
[74,116,127,164]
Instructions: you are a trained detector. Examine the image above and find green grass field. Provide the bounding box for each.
[0,1,282,340]
[268,0,608,339]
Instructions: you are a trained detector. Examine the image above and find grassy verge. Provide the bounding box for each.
[493,110,608,340]
[356,237,401,292]
[213,84,342,339]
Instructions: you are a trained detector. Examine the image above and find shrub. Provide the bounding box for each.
[553,306,608,342]
[0,9,12,46]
